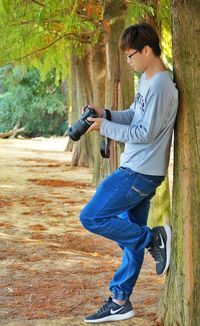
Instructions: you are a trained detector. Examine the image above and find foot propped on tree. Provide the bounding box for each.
[148,224,172,276]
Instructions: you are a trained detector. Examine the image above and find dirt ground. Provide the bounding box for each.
[0,137,164,326]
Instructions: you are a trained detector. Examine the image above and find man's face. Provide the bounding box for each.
[125,47,149,73]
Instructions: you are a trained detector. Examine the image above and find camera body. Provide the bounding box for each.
[67,106,98,141]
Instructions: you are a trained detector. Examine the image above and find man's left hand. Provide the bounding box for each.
[87,117,103,132]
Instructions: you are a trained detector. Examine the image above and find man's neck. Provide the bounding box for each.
[144,57,167,79]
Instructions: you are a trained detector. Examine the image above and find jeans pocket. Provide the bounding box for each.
[126,174,164,206]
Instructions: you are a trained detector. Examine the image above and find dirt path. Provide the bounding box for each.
[0,138,164,326]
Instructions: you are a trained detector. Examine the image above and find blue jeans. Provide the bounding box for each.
[80,167,165,301]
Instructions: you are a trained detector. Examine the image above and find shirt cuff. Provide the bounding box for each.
[102,109,107,119]
[100,118,110,137]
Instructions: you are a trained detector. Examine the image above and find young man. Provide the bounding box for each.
[79,23,178,323]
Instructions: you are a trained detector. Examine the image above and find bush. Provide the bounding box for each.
[0,66,67,137]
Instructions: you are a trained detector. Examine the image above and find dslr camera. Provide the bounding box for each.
[67,106,98,141]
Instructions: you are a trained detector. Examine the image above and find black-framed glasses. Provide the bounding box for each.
[126,50,138,60]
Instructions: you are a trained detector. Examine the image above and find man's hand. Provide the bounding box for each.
[82,104,104,118]
[87,117,103,132]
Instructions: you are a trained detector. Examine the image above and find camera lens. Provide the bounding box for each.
[67,107,98,141]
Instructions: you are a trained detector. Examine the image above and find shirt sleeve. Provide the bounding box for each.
[100,87,171,144]
[101,76,143,125]
[102,105,135,125]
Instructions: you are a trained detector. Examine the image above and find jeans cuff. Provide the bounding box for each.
[112,290,131,301]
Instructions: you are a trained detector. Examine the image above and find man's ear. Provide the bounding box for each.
[144,45,152,56]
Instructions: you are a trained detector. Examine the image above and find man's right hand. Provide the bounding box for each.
[82,104,104,118]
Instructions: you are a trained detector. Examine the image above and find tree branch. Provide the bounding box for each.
[0,29,33,52]
[1,19,61,27]
[16,33,70,60]
[0,127,25,139]
[31,0,45,7]
[0,32,92,67]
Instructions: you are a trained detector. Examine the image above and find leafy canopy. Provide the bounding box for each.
[0,0,104,80]
[0,0,172,78]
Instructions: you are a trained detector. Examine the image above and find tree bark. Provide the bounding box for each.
[65,52,77,152]
[148,177,171,228]
[158,1,200,325]
[91,32,106,185]
[0,127,25,138]
[71,47,94,167]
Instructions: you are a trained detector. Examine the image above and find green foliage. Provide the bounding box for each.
[159,0,172,70]
[125,1,154,26]
[0,66,67,136]
[0,0,104,79]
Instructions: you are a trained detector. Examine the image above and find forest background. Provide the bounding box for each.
[0,1,199,326]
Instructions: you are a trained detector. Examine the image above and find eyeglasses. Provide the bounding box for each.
[126,50,138,60]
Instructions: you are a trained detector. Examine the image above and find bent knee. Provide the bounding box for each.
[79,209,94,232]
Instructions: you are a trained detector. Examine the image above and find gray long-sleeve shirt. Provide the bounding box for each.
[100,71,179,176]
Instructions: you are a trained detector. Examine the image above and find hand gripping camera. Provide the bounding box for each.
[67,106,98,141]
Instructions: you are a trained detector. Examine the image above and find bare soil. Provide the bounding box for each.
[0,138,164,326]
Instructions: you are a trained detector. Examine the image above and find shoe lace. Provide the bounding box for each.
[148,246,163,263]
[97,297,113,315]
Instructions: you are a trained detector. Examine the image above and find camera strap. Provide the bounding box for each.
[100,109,112,159]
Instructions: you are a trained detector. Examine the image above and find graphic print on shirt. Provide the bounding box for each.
[135,92,145,113]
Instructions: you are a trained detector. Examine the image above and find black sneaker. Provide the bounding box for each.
[84,297,135,323]
[148,224,172,276]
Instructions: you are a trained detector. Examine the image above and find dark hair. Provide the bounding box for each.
[119,23,161,56]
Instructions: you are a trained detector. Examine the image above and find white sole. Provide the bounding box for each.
[160,224,172,276]
[84,310,135,323]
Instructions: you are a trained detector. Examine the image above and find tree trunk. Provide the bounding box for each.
[65,53,78,152]
[158,1,200,325]
[91,32,106,185]
[71,47,94,167]
[104,20,123,173]
[148,177,171,228]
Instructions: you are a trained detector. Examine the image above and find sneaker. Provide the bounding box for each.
[84,297,135,323]
[148,224,172,276]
